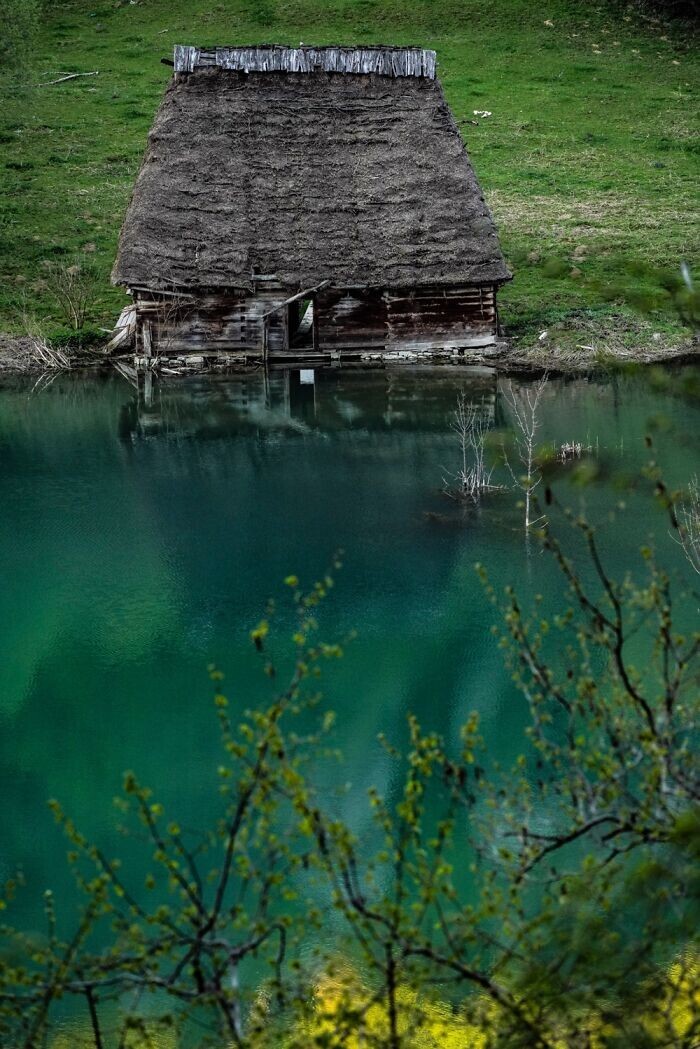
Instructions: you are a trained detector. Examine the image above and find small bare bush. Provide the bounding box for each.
[45,258,99,333]
[444,390,500,500]
[152,294,195,355]
[558,440,593,463]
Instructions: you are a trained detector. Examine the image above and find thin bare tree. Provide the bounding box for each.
[677,475,700,576]
[500,375,548,530]
[44,258,99,334]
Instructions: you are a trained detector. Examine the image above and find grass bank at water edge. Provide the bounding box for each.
[0,0,697,360]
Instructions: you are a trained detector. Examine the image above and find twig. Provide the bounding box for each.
[39,71,99,87]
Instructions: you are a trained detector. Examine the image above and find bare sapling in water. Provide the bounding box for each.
[677,475,700,576]
[152,295,195,360]
[444,390,500,500]
[558,439,593,463]
[500,375,548,530]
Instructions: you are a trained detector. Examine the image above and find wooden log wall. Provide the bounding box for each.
[134,282,498,357]
[135,289,288,354]
[385,285,497,349]
[316,284,497,352]
[315,289,388,350]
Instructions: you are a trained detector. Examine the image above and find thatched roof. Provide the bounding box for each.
[112,45,511,294]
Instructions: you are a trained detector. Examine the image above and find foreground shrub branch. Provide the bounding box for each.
[0,476,698,1047]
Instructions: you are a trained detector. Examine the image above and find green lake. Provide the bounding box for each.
[0,365,698,938]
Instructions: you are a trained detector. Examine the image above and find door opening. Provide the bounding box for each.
[289,297,314,349]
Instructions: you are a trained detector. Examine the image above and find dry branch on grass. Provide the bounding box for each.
[39,71,99,87]
[16,310,72,370]
[27,335,71,369]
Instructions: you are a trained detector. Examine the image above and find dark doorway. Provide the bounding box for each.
[289,297,315,349]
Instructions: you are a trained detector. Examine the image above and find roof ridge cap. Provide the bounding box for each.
[173,44,437,79]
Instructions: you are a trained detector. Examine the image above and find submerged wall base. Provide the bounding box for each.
[132,337,503,374]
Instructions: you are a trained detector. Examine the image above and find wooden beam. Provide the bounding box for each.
[262,316,269,366]
[260,280,331,321]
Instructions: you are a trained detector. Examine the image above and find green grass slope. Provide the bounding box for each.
[0,0,697,353]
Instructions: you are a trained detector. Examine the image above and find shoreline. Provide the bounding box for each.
[488,338,699,376]
[0,332,697,380]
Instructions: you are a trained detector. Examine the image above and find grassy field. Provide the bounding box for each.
[0,0,697,354]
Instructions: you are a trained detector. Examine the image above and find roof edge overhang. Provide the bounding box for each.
[173,44,437,79]
[116,274,513,297]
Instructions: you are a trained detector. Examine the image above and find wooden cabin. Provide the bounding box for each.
[112,45,511,362]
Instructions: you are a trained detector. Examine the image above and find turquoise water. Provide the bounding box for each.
[0,365,697,938]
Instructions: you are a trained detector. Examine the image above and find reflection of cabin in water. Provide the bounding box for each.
[112,45,511,363]
[118,367,497,442]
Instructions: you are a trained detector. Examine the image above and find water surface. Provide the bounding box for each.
[0,365,697,934]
